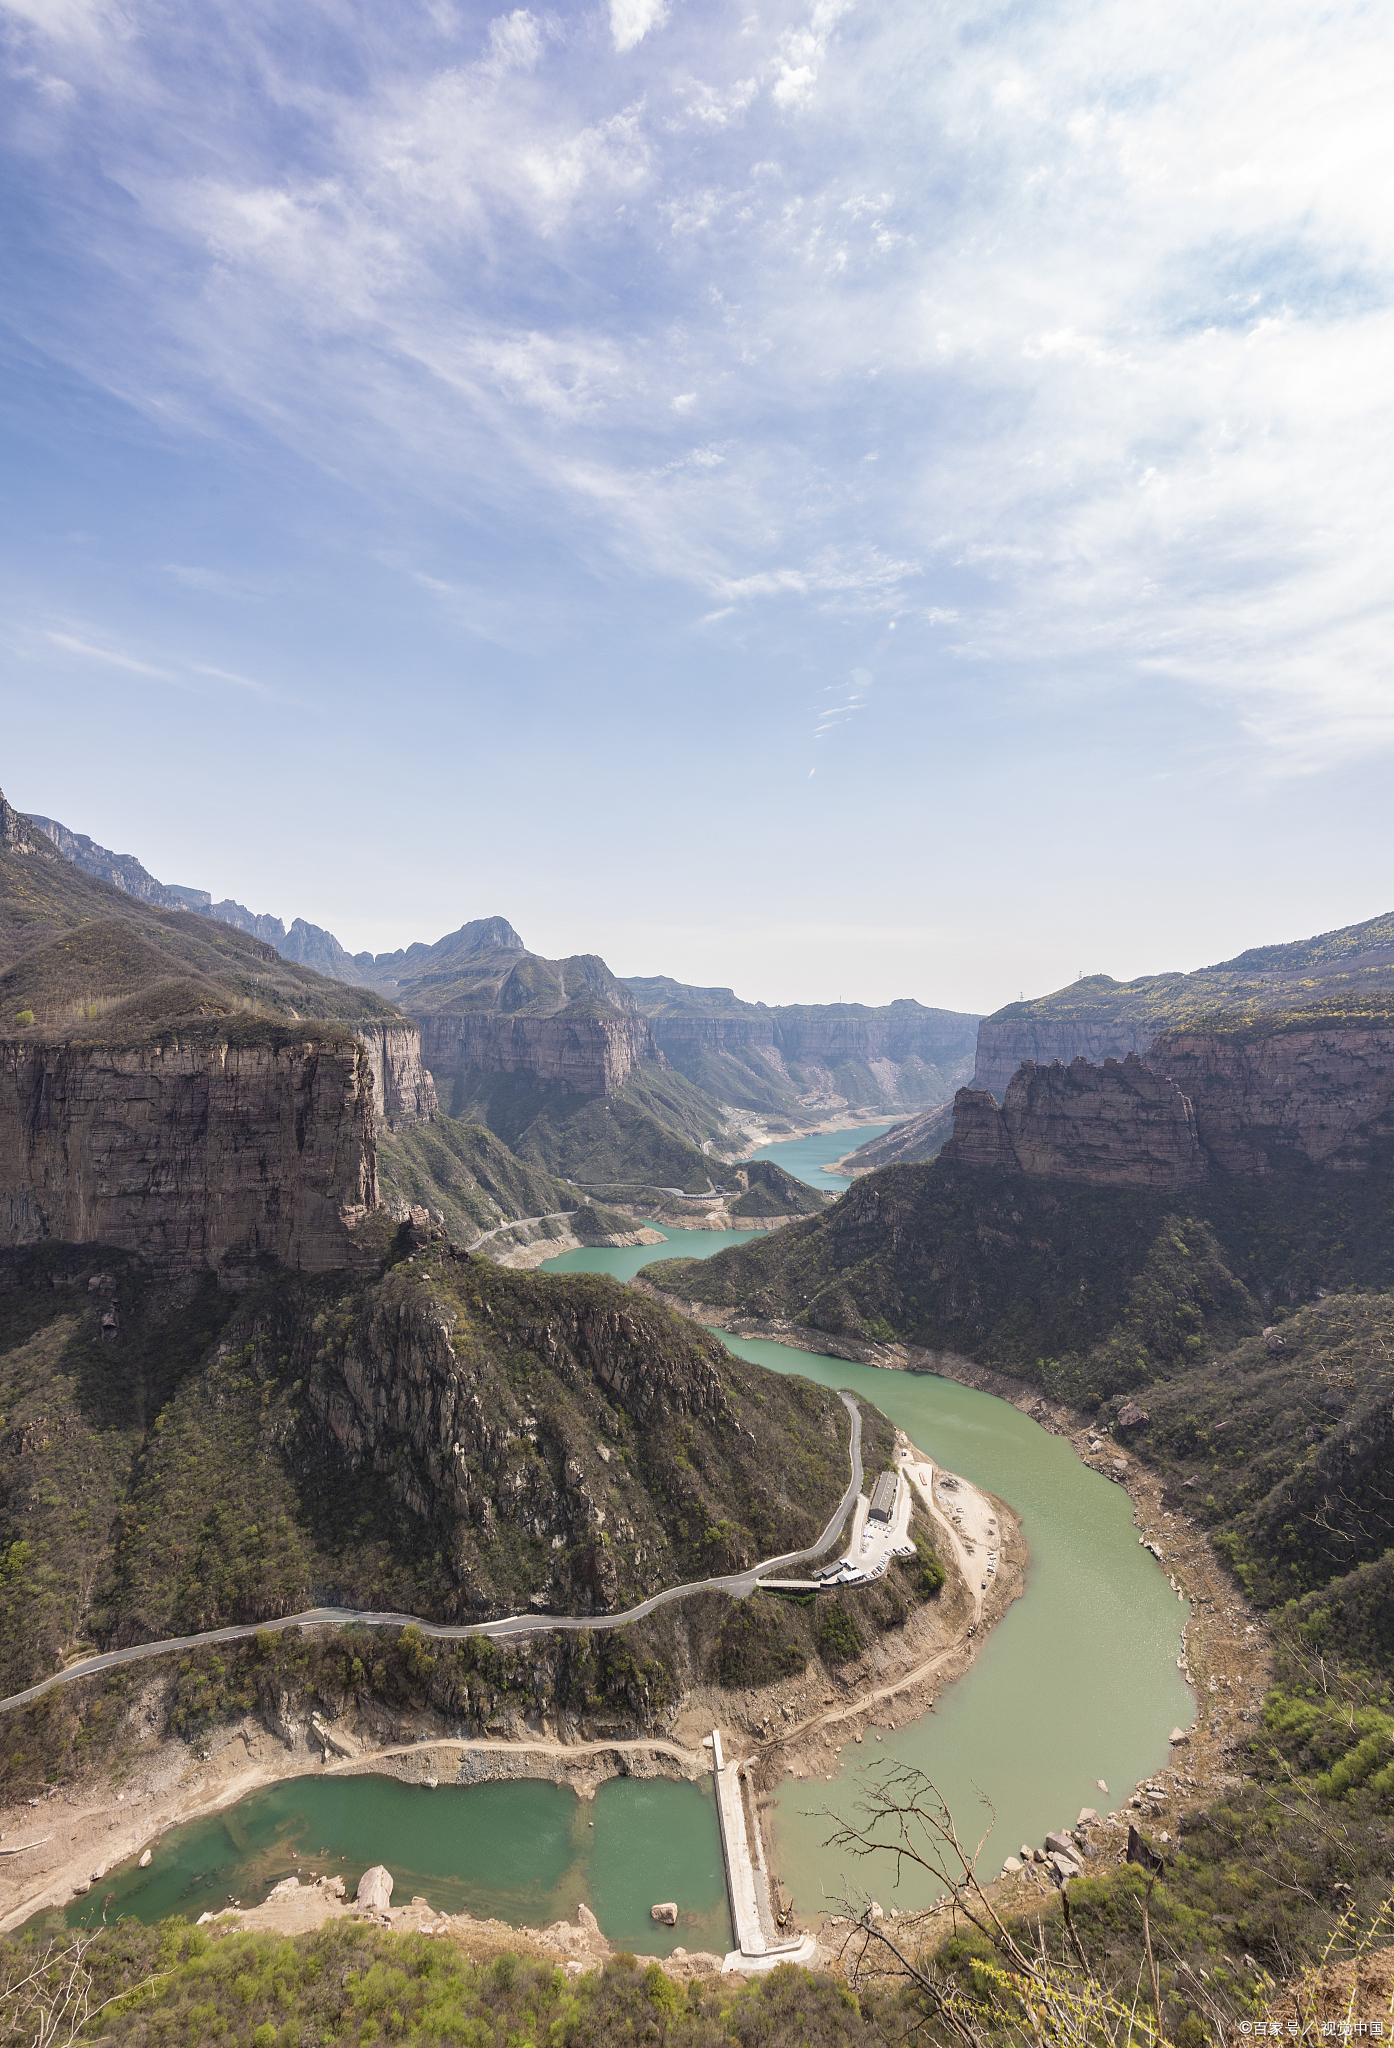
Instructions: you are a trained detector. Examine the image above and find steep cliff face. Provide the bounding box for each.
[630,989,977,1112]
[944,1023,1394,1189]
[353,1022,439,1127]
[419,1008,658,1099]
[1152,1024,1394,1175]
[972,1012,1157,1102]
[0,1031,377,1276]
[940,1054,1206,1191]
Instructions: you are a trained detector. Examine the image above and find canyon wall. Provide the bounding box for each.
[417,1011,659,1099]
[941,1025,1394,1191]
[940,1054,1207,1191]
[972,1013,1154,1103]
[1151,1025,1394,1176]
[0,1031,378,1277]
[353,1022,439,1127]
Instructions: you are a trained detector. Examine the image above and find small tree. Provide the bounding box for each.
[819,1761,1176,2047]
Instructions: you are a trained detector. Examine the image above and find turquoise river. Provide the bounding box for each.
[52,1127,1192,1944]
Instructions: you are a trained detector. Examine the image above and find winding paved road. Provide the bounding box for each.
[0,1396,862,1717]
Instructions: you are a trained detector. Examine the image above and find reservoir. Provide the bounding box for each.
[746,1124,895,1190]
[53,1129,1190,1939]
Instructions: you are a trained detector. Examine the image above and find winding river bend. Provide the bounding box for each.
[48,1131,1191,1943]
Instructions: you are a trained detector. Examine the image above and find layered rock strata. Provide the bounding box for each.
[353,1022,439,1127]
[940,1054,1206,1191]
[0,1033,378,1275]
[1151,1025,1394,1176]
[419,1011,659,1098]
[943,1024,1394,1190]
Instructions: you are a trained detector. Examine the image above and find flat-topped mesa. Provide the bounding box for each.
[940,1053,1206,1191]
[0,1031,379,1280]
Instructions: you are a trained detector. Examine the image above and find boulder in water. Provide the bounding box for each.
[651,1902,679,1925]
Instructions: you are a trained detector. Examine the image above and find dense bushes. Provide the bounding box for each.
[0,1925,895,2048]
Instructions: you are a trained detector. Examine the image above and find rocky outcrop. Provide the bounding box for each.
[0,1031,378,1276]
[1151,1024,1394,1176]
[419,1010,658,1099]
[352,1022,438,1127]
[29,817,189,910]
[939,1055,1206,1191]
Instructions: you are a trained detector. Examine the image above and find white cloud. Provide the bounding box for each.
[16,0,1394,767]
[609,0,667,55]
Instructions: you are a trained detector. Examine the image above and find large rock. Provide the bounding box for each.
[939,1056,1206,1192]
[356,1865,394,1913]
[1044,1831,1077,1859]
[1116,1403,1150,1431]
[650,1902,679,1925]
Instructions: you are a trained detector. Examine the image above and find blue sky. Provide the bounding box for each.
[2,0,1391,1011]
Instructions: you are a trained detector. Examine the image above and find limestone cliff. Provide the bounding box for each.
[1151,1023,1394,1176]
[628,979,978,1113]
[0,1030,378,1278]
[353,1022,439,1128]
[419,1008,658,1100]
[943,1019,1394,1190]
[940,1054,1206,1191]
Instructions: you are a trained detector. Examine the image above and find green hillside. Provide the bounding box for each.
[456,1065,724,1194]
[0,1236,873,1700]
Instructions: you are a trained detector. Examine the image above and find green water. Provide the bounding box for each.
[552,1205,1191,1913]
[542,1222,753,1280]
[717,1336,1192,1914]
[747,1124,895,1191]
[58,1131,1190,1942]
[55,1773,732,1958]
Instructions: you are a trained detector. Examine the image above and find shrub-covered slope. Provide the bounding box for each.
[0,1237,875,1698]
[729,1160,827,1217]
[375,1114,636,1243]
[0,792,399,1040]
[456,1065,723,1194]
[649,1156,1394,1378]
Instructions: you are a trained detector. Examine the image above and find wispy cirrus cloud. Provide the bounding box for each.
[3,0,1392,769]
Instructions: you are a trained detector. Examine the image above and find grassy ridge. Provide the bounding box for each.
[1,804,400,1042]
